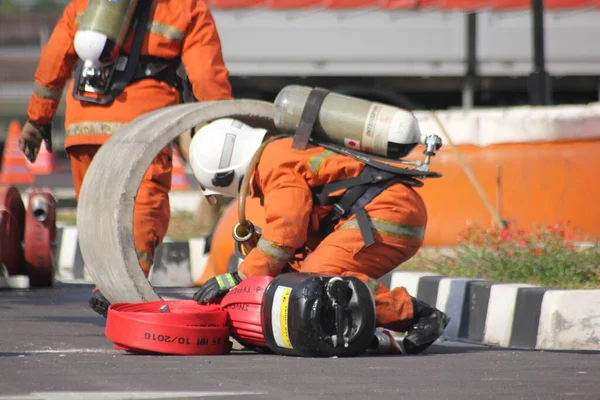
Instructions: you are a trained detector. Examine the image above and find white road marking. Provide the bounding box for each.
[0,392,266,400]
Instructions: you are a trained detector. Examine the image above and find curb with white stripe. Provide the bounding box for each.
[54,225,210,287]
[388,271,600,351]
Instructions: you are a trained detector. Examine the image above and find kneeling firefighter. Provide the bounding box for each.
[19,0,232,316]
[189,87,450,355]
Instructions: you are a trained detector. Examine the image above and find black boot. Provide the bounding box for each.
[402,297,450,355]
[89,290,111,318]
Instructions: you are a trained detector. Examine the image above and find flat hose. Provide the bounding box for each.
[105,300,231,355]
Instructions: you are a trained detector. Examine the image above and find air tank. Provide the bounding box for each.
[274,85,422,159]
[261,273,376,358]
[74,0,139,67]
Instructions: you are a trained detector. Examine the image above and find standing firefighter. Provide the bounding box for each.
[19,0,232,316]
[188,109,449,354]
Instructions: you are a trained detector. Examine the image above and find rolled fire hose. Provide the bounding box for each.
[105,300,231,355]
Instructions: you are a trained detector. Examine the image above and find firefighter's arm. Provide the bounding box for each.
[181,1,233,102]
[26,1,79,126]
[239,182,314,278]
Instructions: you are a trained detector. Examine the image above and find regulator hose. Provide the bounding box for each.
[234,135,289,251]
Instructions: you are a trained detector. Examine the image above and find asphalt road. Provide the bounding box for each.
[1,284,599,400]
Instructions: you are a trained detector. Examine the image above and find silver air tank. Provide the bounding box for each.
[74,0,139,68]
[274,85,422,159]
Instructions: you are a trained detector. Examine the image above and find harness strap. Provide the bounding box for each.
[313,167,398,206]
[108,1,153,98]
[292,87,330,151]
[317,165,411,247]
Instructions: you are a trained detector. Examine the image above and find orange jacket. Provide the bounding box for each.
[239,138,428,278]
[27,0,232,149]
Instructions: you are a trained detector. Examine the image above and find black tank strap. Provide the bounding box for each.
[292,87,330,151]
[317,165,412,247]
[106,1,153,100]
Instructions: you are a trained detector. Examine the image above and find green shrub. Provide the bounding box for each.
[432,221,600,289]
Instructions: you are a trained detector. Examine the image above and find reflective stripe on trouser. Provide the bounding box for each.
[339,218,426,241]
[68,144,172,277]
[66,122,126,137]
[297,228,421,332]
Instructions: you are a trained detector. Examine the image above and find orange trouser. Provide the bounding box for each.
[297,227,419,332]
[68,144,172,275]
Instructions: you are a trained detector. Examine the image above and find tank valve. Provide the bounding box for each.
[413,134,443,172]
[326,277,352,348]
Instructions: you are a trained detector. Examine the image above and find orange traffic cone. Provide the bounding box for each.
[0,120,34,185]
[27,142,57,175]
[171,145,189,191]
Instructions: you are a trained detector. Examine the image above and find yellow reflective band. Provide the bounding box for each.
[216,275,227,289]
[75,12,83,25]
[307,149,336,174]
[257,237,294,262]
[65,121,126,137]
[33,82,63,101]
[226,273,237,287]
[364,277,380,296]
[147,21,185,41]
[136,249,153,268]
[340,218,426,241]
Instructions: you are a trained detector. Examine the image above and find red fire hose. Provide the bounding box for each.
[105,300,231,355]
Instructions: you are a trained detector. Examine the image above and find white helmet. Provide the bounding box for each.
[189,118,268,198]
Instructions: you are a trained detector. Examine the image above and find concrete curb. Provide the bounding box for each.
[54,225,210,287]
[390,271,600,352]
[48,226,600,351]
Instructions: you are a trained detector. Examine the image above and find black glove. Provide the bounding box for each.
[193,272,243,304]
[19,120,52,163]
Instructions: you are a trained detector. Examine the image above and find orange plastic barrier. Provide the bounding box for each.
[413,140,600,246]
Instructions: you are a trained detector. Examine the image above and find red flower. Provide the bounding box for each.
[500,229,512,240]
[507,251,514,257]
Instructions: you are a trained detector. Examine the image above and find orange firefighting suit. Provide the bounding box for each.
[240,138,428,332]
[26,0,233,274]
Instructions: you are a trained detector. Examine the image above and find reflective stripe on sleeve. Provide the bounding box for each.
[256,237,294,262]
[33,82,63,101]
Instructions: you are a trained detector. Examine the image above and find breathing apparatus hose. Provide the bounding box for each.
[233,135,290,255]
